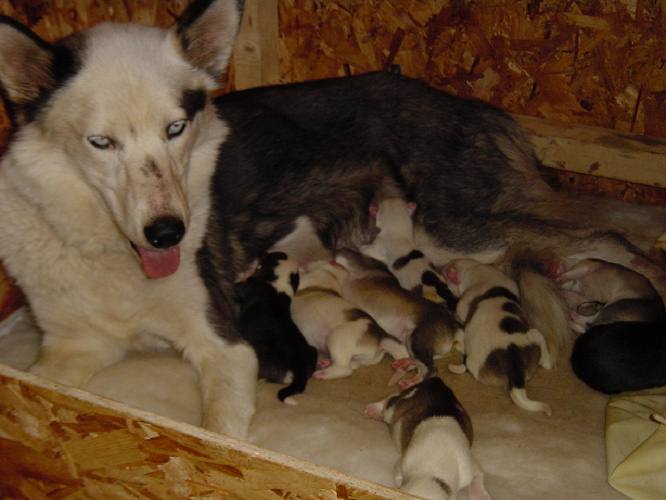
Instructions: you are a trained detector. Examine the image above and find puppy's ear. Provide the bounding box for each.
[0,16,80,126]
[173,0,242,80]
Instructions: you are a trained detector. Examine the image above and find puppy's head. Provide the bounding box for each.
[442,259,473,296]
[252,252,300,298]
[0,1,242,278]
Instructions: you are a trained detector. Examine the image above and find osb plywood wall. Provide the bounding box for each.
[277,0,666,203]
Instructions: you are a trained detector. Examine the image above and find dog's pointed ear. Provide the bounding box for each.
[173,0,243,80]
[0,16,79,126]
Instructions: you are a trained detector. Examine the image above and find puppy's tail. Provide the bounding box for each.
[509,388,551,416]
[502,246,570,366]
[506,344,552,416]
[277,345,318,404]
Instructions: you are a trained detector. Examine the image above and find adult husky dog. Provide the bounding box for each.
[0,0,664,439]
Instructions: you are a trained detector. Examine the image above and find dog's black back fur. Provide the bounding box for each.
[234,253,317,402]
[571,321,666,394]
[200,72,560,338]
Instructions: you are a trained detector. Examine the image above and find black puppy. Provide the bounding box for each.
[571,321,666,394]
[234,252,317,404]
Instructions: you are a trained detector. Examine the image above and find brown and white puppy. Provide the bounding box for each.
[290,260,407,379]
[554,258,665,332]
[443,258,552,415]
[334,249,462,387]
[361,197,458,310]
[366,377,491,500]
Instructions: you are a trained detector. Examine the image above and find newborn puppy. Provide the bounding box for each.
[361,197,457,310]
[555,258,665,332]
[443,258,552,415]
[234,252,317,404]
[366,377,490,500]
[290,260,408,379]
[571,320,666,393]
[335,249,462,387]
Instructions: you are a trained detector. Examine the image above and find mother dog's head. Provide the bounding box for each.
[0,0,241,278]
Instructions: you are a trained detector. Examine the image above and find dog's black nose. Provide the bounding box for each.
[144,216,185,249]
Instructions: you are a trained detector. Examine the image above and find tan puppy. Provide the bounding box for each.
[290,261,407,379]
[366,377,491,500]
[443,258,552,415]
[335,249,462,387]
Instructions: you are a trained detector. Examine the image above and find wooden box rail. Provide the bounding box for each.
[0,364,407,499]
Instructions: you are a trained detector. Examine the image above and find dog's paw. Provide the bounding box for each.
[203,399,255,440]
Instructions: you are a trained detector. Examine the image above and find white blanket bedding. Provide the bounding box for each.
[0,309,625,499]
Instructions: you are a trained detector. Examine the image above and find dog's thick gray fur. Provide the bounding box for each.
[0,0,664,438]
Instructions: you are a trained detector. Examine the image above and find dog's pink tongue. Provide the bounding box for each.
[138,246,180,279]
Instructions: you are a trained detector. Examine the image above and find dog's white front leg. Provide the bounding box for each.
[183,331,258,440]
[393,459,404,487]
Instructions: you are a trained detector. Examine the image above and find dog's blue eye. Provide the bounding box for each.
[166,119,187,139]
[87,135,114,150]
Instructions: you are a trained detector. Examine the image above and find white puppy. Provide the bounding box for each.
[361,197,457,308]
[290,261,407,379]
[443,258,553,415]
[366,377,491,500]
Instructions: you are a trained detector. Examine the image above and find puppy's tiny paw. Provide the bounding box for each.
[398,376,422,390]
[391,358,415,370]
[365,402,383,420]
[448,363,467,374]
[316,358,332,369]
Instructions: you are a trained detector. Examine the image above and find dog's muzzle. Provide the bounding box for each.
[133,216,185,279]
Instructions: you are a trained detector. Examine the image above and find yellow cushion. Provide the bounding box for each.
[606,387,666,500]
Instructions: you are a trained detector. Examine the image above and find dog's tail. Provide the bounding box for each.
[505,345,552,415]
[277,345,318,405]
[502,245,570,366]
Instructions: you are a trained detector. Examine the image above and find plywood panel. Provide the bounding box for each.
[0,364,408,499]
